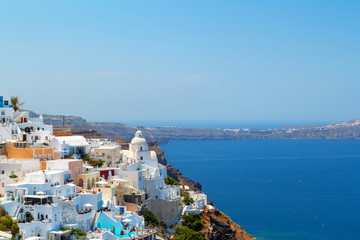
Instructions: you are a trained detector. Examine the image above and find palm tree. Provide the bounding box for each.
[10,96,25,112]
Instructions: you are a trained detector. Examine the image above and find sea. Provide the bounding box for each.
[160,139,360,240]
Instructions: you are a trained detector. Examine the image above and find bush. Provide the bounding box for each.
[141,209,159,227]
[182,191,194,205]
[81,154,90,161]
[164,176,179,185]
[173,226,205,240]
[60,228,85,239]
[182,213,204,232]
[72,228,86,239]
[9,174,18,179]
[10,224,19,236]
[0,208,20,238]
[160,221,168,229]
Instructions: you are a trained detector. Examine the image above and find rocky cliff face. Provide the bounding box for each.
[202,209,255,240]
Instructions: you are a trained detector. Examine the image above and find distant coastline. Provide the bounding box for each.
[28,110,360,142]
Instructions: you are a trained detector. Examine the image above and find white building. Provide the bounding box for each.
[14,112,53,145]
[120,131,180,201]
[0,93,14,143]
[0,158,41,196]
[0,169,102,240]
[183,191,208,215]
[50,136,90,158]
[118,131,181,224]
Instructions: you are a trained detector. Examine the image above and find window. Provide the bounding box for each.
[1,111,5,116]
[4,101,8,106]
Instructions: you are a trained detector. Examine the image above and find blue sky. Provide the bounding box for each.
[1,1,359,127]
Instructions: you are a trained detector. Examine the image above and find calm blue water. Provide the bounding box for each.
[160,140,360,240]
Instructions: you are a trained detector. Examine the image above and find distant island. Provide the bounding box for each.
[28,110,360,142]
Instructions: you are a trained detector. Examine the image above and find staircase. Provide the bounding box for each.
[91,212,100,231]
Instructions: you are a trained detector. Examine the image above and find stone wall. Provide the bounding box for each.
[147,198,182,225]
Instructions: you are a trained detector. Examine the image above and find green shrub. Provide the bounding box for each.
[10,224,19,236]
[160,221,168,229]
[164,176,179,185]
[141,209,159,227]
[182,191,194,205]
[60,228,85,239]
[72,228,86,239]
[0,208,20,238]
[173,226,205,240]
[182,213,204,232]
[9,174,18,179]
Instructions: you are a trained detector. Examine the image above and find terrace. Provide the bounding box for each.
[24,195,48,205]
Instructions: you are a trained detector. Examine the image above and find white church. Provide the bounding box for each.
[119,131,182,224]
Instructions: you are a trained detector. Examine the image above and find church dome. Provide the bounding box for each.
[131,130,146,144]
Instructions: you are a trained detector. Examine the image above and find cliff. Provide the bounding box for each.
[202,209,255,240]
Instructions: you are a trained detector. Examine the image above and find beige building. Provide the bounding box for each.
[77,171,100,190]
[89,146,121,167]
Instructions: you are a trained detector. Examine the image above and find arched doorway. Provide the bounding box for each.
[87,179,91,190]
[79,178,84,188]
[92,178,95,188]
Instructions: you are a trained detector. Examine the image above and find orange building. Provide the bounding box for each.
[5,141,54,170]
